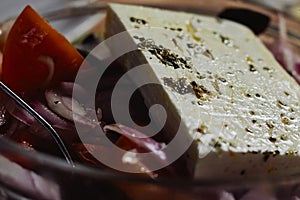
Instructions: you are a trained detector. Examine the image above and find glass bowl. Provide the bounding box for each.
[0,0,300,199]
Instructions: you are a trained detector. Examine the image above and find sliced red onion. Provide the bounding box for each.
[73,143,106,167]
[0,155,61,200]
[4,97,72,131]
[30,101,73,130]
[0,18,15,51]
[296,62,300,74]
[38,55,55,87]
[104,124,166,160]
[45,89,100,128]
[240,187,276,200]
[265,13,300,83]
[2,120,20,138]
[58,82,85,96]
[5,99,35,126]
[104,124,186,177]
[218,191,235,200]
[0,105,8,127]
[1,91,35,126]
[121,149,158,178]
[278,13,295,73]
[58,82,89,104]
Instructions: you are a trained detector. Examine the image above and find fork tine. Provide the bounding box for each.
[0,81,74,167]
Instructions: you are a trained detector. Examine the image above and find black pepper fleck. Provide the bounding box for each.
[245,93,252,98]
[269,137,277,143]
[277,100,287,107]
[130,17,147,25]
[197,74,206,79]
[220,35,232,46]
[255,93,261,98]
[187,43,196,49]
[164,26,183,32]
[190,81,212,101]
[197,101,203,106]
[249,64,257,72]
[266,121,274,129]
[245,127,253,133]
[280,134,288,141]
[281,117,291,125]
[197,124,209,134]
[214,141,222,149]
[217,77,227,83]
[249,110,255,115]
[202,49,215,60]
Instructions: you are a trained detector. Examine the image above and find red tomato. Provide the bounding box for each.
[2,5,84,94]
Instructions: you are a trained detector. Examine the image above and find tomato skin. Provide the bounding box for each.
[2,5,84,94]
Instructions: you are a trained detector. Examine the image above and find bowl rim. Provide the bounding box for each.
[1,0,300,188]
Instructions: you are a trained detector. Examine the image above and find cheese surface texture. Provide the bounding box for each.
[106,3,300,179]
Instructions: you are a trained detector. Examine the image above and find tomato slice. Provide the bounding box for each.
[2,5,84,94]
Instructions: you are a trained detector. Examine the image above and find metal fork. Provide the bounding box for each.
[0,81,75,166]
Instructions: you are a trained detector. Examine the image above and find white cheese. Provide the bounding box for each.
[105,3,300,179]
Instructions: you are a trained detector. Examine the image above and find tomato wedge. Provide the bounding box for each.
[2,5,84,94]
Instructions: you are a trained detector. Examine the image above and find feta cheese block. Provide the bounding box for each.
[105,3,300,179]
